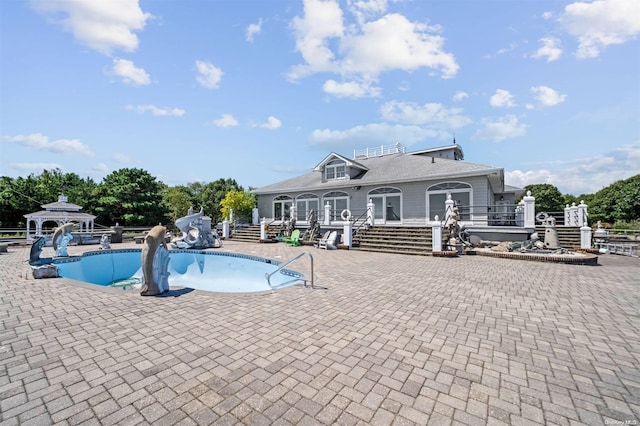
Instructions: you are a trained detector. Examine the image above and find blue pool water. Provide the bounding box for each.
[52,249,304,293]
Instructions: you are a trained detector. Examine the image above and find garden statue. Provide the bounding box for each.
[29,236,47,264]
[304,209,320,242]
[172,207,221,249]
[99,234,111,250]
[140,225,170,296]
[536,212,560,249]
[53,223,74,257]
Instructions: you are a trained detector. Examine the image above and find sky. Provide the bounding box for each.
[1,0,639,196]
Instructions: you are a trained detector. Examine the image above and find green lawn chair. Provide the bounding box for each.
[284,229,301,246]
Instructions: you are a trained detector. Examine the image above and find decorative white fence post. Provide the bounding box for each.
[444,194,455,228]
[523,191,536,228]
[324,202,331,225]
[569,202,579,226]
[342,212,352,248]
[252,208,259,225]
[580,223,592,249]
[222,220,230,239]
[260,218,268,240]
[367,199,375,226]
[564,204,571,226]
[515,201,525,227]
[578,200,588,227]
[432,216,442,252]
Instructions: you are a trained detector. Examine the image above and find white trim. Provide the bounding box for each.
[367,187,403,224]
[426,181,473,223]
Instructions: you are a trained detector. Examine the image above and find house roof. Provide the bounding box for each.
[312,152,369,172]
[254,152,504,194]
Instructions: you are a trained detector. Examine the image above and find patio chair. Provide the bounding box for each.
[284,229,301,246]
[313,231,330,248]
[318,230,338,250]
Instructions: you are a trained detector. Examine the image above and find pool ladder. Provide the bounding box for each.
[265,251,314,289]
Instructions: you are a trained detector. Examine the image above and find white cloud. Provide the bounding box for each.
[531,85,567,107]
[453,91,468,102]
[213,114,239,128]
[559,0,640,58]
[125,104,185,116]
[379,101,472,129]
[505,169,557,189]
[31,0,152,56]
[309,123,439,148]
[3,133,95,157]
[474,115,528,142]
[8,162,64,173]
[259,116,282,130]
[490,89,516,108]
[289,0,458,98]
[246,18,262,42]
[111,59,150,86]
[289,0,344,77]
[322,79,381,98]
[340,14,458,78]
[92,163,110,173]
[506,141,640,194]
[112,153,133,163]
[532,37,563,62]
[195,60,223,89]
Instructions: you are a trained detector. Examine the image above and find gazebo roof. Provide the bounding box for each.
[41,194,83,212]
[24,210,96,220]
[23,194,96,221]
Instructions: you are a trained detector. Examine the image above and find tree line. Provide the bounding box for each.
[1,168,638,229]
[0,168,256,230]
[518,175,640,227]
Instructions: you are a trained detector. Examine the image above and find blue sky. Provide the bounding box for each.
[1,0,639,196]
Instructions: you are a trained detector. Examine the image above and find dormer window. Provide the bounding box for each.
[325,160,346,180]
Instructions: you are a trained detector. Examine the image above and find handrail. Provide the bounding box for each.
[351,207,372,235]
[265,251,314,289]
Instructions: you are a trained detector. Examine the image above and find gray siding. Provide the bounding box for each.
[257,176,493,224]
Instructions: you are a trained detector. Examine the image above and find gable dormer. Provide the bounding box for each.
[313,153,369,183]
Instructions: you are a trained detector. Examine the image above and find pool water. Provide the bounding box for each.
[53,249,304,293]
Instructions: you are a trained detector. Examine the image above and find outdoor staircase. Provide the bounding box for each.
[353,226,433,256]
[534,226,581,249]
[229,225,270,242]
[229,225,302,243]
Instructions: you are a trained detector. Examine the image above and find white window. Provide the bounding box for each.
[273,195,293,221]
[295,194,319,221]
[368,187,402,223]
[325,160,346,180]
[426,182,472,221]
[323,191,349,221]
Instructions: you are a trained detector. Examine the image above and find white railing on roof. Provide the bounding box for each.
[353,143,405,159]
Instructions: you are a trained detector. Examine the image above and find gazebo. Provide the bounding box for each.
[24,194,96,242]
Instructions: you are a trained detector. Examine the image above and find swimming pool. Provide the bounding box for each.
[52,249,305,293]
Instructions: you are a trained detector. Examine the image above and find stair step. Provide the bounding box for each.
[355,246,431,256]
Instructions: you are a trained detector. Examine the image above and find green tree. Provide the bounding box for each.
[199,178,244,223]
[162,185,197,226]
[588,174,640,223]
[95,168,168,226]
[518,183,565,213]
[220,190,256,222]
[0,175,45,228]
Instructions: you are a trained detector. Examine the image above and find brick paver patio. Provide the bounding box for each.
[1,241,638,425]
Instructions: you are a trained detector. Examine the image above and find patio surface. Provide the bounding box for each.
[1,241,639,425]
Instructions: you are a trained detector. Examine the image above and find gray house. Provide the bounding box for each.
[253,142,523,228]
